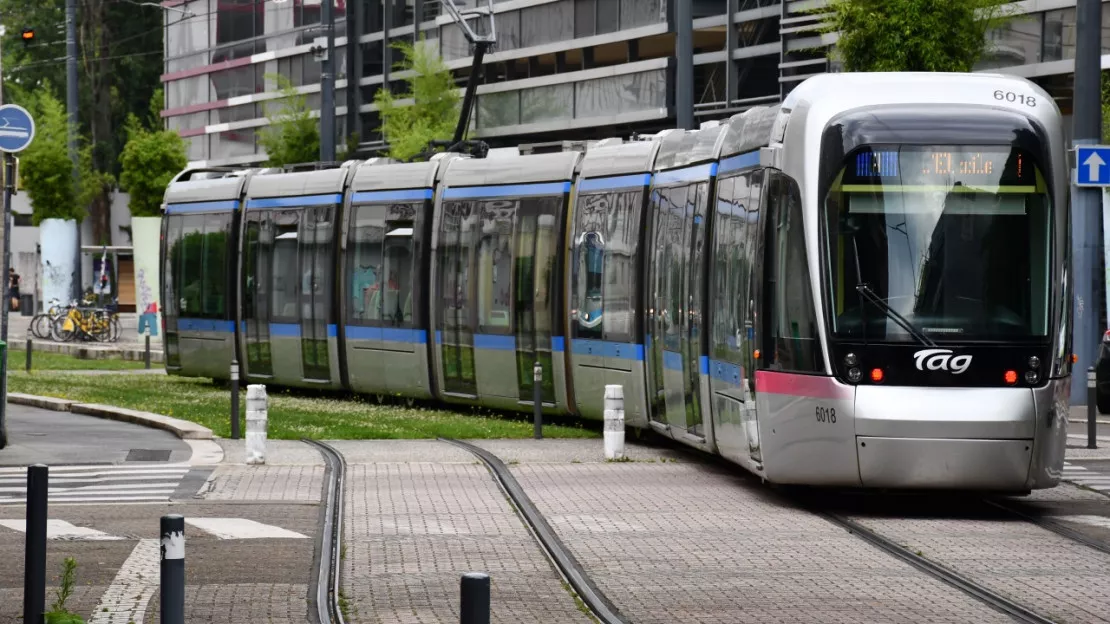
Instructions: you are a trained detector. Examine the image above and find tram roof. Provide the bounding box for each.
[440,150,581,189]
[245,162,352,200]
[577,136,662,180]
[163,169,250,207]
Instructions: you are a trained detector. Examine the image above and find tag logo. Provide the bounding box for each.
[913,348,972,374]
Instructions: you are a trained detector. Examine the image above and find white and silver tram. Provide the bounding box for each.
[159,72,1070,491]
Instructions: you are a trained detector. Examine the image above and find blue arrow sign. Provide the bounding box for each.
[0,104,35,153]
[1076,145,1110,186]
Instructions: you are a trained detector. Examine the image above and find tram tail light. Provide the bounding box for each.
[870,368,884,383]
[1004,370,1018,385]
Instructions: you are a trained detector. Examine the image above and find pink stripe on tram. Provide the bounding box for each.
[754,370,851,399]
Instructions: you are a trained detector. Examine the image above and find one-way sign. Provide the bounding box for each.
[1076,145,1110,186]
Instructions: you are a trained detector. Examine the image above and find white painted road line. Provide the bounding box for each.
[0,464,192,505]
[1062,462,1110,495]
[87,539,160,624]
[1060,515,1110,530]
[185,517,308,540]
[0,519,124,541]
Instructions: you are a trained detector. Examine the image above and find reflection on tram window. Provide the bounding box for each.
[570,187,643,343]
[165,212,230,320]
[478,198,516,333]
[270,210,300,321]
[347,202,419,327]
[824,145,1051,342]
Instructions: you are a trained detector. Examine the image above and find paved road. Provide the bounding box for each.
[0,404,190,467]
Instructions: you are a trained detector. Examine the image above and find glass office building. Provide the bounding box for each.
[160,0,1097,166]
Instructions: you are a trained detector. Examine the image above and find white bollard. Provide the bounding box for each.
[603,384,625,460]
[245,384,268,465]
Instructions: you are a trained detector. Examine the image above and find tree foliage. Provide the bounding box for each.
[258,74,320,167]
[20,89,84,225]
[375,39,461,162]
[118,98,188,217]
[824,0,1013,72]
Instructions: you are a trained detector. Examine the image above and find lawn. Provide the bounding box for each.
[6,371,600,440]
[7,349,149,371]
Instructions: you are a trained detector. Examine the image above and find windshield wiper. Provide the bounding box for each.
[855,283,937,348]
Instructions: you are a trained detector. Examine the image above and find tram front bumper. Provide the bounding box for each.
[853,386,1036,490]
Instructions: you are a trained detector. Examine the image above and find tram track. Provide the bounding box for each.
[305,439,347,624]
[440,438,631,624]
[818,510,1058,624]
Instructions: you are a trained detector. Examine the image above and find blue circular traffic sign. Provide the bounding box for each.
[0,104,35,153]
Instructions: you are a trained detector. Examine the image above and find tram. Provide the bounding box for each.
[160,72,1070,491]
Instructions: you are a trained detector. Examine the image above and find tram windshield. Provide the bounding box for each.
[823,145,1051,343]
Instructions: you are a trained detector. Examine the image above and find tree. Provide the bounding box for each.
[20,90,84,225]
[824,0,1013,72]
[118,109,188,217]
[258,73,320,167]
[375,38,461,162]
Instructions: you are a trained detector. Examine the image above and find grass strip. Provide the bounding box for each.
[7,371,600,440]
[6,349,148,371]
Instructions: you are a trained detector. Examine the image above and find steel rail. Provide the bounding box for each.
[305,439,347,624]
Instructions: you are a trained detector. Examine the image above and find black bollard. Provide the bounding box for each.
[23,464,47,624]
[1089,367,1098,450]
[160,514,185,624]
[230,359,241,440]
[460,572,490,624]
[25,337,30,372]
[144,333,151,369]
[533,361,542,440]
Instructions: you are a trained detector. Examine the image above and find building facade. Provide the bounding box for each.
[161,0,1104,167]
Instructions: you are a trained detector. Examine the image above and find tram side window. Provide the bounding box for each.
[766,172,823,373]
[438,200,477,334]
[571,192,608,340]
[477,198,516,334]
[348,202,419,327]
[167,212,230,320]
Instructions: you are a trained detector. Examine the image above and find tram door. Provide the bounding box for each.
[513,197,560,405]
[647,181,706,433]
[299,206,334,381]
[438,200,478,395]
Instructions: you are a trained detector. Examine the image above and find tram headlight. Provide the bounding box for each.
[1028,356,1040,369]
[847,367,862,383]
[1024,370,1040,385]
[843,352,858,367]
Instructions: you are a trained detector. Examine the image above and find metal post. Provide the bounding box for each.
[533,361,542,439]
[1072,0,1102,404]
[0,153,13,447]
[66,0,80,303]
[160,514,185,624]
[724,0,738,105]
[674,0,694,129]
[460,572,490,624]
[144,332,151,369]
[25,336,30,372]
[230,360,240,440]
[1089,367,1098,449]
[23,464,47,624]
[320,0,336,162]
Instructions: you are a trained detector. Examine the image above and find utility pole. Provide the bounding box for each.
[319,0,336,162]
[66,0,80,302]
[1072,0,1102,404]
[674,0,694,130]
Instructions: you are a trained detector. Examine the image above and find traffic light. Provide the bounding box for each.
[20,28,34,47]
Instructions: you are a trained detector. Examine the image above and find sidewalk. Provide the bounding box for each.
[331,440,595,624]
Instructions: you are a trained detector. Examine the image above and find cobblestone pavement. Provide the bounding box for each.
[494,439,1014,624]
[848,503,1110,623]
[332,439,594,624]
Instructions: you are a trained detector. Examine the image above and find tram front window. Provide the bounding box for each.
[823,145,1051,343]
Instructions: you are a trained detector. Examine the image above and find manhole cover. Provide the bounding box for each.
[125,449,172,462]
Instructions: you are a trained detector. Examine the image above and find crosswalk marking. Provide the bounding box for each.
[0,517,307,541]
[0,519,124,541]
[1058,515,1110,530]
[184,518,308,539]
[1062,462,1110,495]
[0,464,192,505]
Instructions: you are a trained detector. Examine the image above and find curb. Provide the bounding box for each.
[9,340,165,363]
[8,392,213,440]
